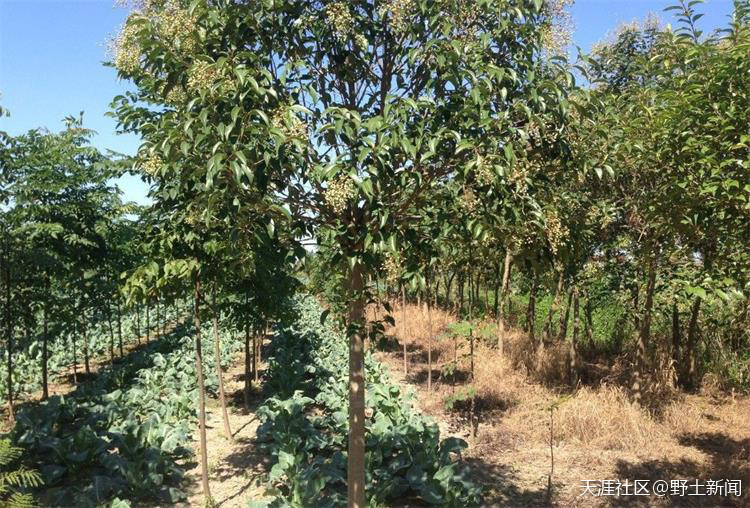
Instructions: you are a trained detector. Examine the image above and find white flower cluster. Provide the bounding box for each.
[157,1,197,53]
[383,255,402,283]
[271,107,307,140]
[378,0,415,34]
[545,210,568,255]
[474,155,495,186]
[326,2,353,40]
[165,86,188,105]
[113,17,142,74]
[460,188,480,215]
[141,153,163,177]
[325,176,356,214]
[325,2,368,49]
[540,0,574,56]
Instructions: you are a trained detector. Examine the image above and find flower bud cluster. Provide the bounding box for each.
[545,210,568,255]
[113,17,142,74]
[325,176,356,214]
[141,153,163,177]
[460,188,480,215]
[158,1,197,53]
[271,107,307,140]
[326,2,354,40]
[383,254,402,283]
[378,0,415,34]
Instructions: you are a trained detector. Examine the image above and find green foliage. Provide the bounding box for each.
[0,439,42,508]
[4,315,240,506]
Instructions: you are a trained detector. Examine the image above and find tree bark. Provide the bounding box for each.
[685,297,702,390]
[244,321,251,410]
[496,249,512,352]
[569,287,580,386]
[252,326,258,384]
[116,297,124,357]
[106,304,115,365]
[543,270,564,342]
[527,275,538,344]
[346,263,366,508]
[633,260,656,405]
[558,288,574,341]
[193,275,212,504]
[82,307,90,375]
[671,303,681,373]
[211,286,233,440]
[4,260,14,423]
[42,279,50,400]
[146,300,150,343]
[426,292,433,393]
[402,286,407,375]
[135,304,141,345]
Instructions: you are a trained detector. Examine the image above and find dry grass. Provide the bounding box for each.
[373,301,750,506]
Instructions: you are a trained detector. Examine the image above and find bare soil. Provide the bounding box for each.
[182,349,272,508]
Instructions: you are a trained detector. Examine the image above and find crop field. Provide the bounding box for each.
[1,0,750,507]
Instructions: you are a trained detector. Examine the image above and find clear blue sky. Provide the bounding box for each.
[0,0,736,205]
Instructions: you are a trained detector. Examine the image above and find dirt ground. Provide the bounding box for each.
[374,302,750,507]
[182,349,271,508]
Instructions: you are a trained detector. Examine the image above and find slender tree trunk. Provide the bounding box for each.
[346,263,366,508]
[244,321,251,410]
[671,303,681,372]
[496,249,512,352]
[4,261,15,423]
[569,287,580,386]
[253,326,259,384]
[685,297,702,390]
[146,300,150,343]
[193,275,212,504]
[116,297,124,357]
[82,307,90,375]
[42,280,50,400]
[584,290,594,345]
[543,271,565,342]
[71,324,78,384]
[633,260,656,405]
[106,304,115,365]
[135,304,141,345]
[558,288,573,341]
[458,272,465,315]
[402,286,407,375]
[527,275,538,344]
[211,286,233,440]
[426,291,433,393]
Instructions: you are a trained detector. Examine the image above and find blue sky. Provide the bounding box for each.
[0,0,736,205]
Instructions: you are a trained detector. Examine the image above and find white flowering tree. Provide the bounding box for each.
[111,0,574,504]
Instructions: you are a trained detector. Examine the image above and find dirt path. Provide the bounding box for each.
[183,351,271,508]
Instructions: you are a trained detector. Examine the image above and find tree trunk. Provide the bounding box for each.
[496,249,512,352]
[402,286,407,376]
[4,261,14,423]
[671,303,681,372]
[543,271,564,342]
[193,275,212,504]
[685,297,702,390]
[633,260,656,405]
[146,301,150,343]
[42,281,50,400]
[135,304,141,345]
[82,308,90,375]
[346,263,366,508]
[569,287,580,386]
[244,321,251,410]
[116,297,124,357]
[212,286,233,440]
[558,288,573,341]
[527,275,538,344]
[584,290,594,345]
[106,304,115,366]
[426,293,433,393]
[253,326,259,384]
